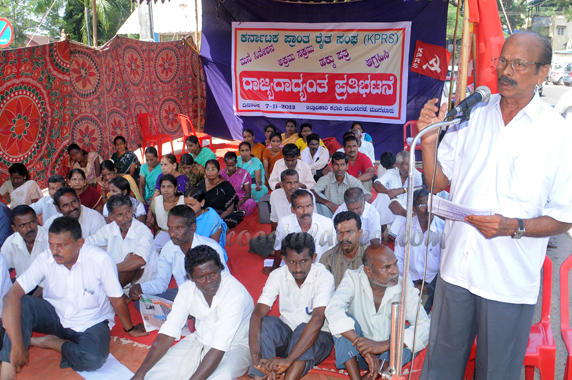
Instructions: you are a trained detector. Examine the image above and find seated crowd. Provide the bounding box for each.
[0,120,443,380]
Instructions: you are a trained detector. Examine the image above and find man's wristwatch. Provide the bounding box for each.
[511,218,525,239]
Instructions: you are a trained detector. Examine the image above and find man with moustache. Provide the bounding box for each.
[417,31,572,379]
[250,233,335,380]
[129,205,227,305]
[86,195,158,291]
[43,187,105,239]
[325,245,430,380]
[333,188,381,245]
[268,144,316,191]
[300,133,330,181]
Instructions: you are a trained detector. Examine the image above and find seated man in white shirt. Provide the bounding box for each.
[333,187,381,245]
[1,206,48,297]
[132,245,254,380]
[86,195,158,291]
[265,190,335,274]
[129,205,227,306]
[268,144,316,190]
[43,186,106,239]
[372,150,422,240]
[325,244,430,379]
[0,254,12,350]
[300,134,329,181]
[394,189,443,313]
[30,175,66,225]
[0,217,146,379]
[250,232,335,380]
[102,177,146,224]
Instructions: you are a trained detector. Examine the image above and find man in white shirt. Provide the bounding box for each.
[394,189,443,313]
[373,150,423,239]
[325,244,429,379]
[333,187,381,245]
[30,175,65,224]
[265,190,335,274]
[0,217,146,379]
[43,187,106,239]
[300,134,329,181]
[417,32,572,379]
[250,232,335,380]
[129,205,227,305]
[132,245,254,380]
[268,144,316,190]
[86,195,158,290]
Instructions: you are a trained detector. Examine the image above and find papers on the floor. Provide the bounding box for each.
[139,294,190,337]
[429,195,494,221]
[77,354,133,380]
[263,259,285,268]
[154,230,171,250]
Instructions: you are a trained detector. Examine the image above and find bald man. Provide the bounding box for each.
[325,245,429,380]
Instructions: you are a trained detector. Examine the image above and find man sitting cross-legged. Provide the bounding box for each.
[131,245,254,380]
[129,205,227,306]
[320,211,367,289]
[268,144,316,191]
[86,194,158,292]
[30,174,66,224]
[325,244,430,379]
[43,186,106,239]
[333,187,381,245]
[249,232,335,380]
[0,217,147,380]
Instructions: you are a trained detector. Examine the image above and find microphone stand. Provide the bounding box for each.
[382,117,464,380]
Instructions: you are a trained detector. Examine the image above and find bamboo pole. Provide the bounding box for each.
[456,0,472,103]
[194,0,202,132]
[447,1,462,110]
[92,0,97,46]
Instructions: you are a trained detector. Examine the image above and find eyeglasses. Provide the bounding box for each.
[492,57,542,71]
[415,204,428,209]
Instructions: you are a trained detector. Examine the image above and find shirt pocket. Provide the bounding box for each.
[81,289,100,309]
[503,155,545,205]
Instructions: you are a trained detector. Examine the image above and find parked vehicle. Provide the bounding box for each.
[562,63,572,86]
[549,63,567,85]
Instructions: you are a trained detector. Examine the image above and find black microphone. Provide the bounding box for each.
[445,86,491,119]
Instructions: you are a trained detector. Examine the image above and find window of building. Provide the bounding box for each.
[557,26,566,36]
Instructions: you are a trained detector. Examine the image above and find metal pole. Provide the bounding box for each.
[85,7,91,46]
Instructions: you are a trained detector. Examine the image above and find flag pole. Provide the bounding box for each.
[456,0,472,103]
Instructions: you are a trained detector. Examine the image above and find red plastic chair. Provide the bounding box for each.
[137,113,174,157]
[178,114,212,152]
[464,256,555,380]
[561,254,572,380]
[403,120,422,152]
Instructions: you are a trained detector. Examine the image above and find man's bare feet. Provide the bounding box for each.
[30,335,66,352]
[0,361,15,380]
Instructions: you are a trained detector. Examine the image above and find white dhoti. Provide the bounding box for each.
[145,333,251,380]
[372,193,396,225]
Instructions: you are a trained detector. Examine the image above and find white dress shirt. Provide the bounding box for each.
[333,202,382,244]
[300,146,330,175]
[375,167,423,209]
[1,225,48,277]
[160,272,254,348]
[258,263,334,332]
[325,266,429,352]
[30,196,59,222]
[0,254,11,315]
[394,216,444,283]
[86,219,158,283]
[140,234,228,296]
[43,205,106,239]
[16,243,123,332]
[274,213,335,263]
[438,93,572,304]
[269,189,316,223]
[268,159,316,190]
[102,196,146,219]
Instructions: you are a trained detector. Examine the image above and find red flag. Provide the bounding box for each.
[468,0,505,93]
[410,40,452,81]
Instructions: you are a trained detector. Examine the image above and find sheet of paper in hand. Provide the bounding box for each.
[428,195,494,221]
[139,295,191,338]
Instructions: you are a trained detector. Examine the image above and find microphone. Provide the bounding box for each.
[445,86,491,119]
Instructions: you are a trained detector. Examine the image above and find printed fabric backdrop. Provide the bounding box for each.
[0,36,206,193]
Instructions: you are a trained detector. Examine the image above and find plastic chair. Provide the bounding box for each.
[561,254,572,380]
[403,120,422,152]
[137,113,175,157]
[178,114,212,152]
[464,256,555,380]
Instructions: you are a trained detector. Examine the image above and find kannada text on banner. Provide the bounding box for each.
[232,22,411,123]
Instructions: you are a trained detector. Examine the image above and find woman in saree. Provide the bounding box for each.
[184,186,228,261]
[197,159,243,229]
[240,129,265,161]
[185,135,216,167]
[220,152,256,217]
[237,142,268,202]
[152,154,189,199]
[281,119,299,145]
[111,135,141,185]
[97,160,144,203]
[139,147,162,204]
[104,176,147,224]
[178,153,205,188]
[68,169,104,214]
[147,174,185,234]
[262,132,283,184]
[0,163,43,207]
[67,144,102,186]
[263,125,277,147]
